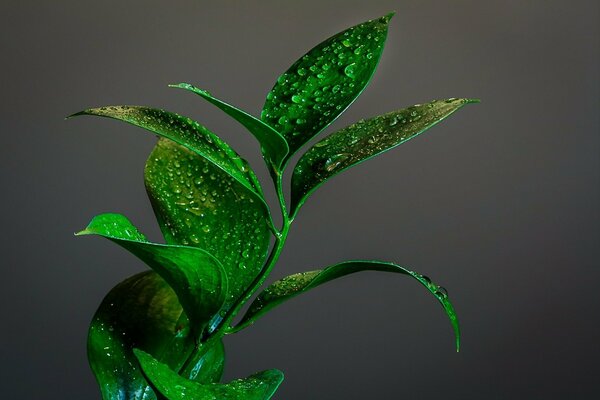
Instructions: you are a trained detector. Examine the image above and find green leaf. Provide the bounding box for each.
[261,13,393,160]
[135,349,283,400]
[233,260,460,351]
[68,105,266,206]
[145,139,271,320]
[77,213,227,337]
[88,271,225,400]
[170,83,289,170]
[291,98,479,216]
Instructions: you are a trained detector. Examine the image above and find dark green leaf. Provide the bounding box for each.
[145,139,271,321]
[68,105,266,206]
[234,260,460,351]
[261,13,393,159]
[77,213,227,337]
[291,98,479,216]
[88,271,225,400]
[170,83,289,170]
[135,349,284,400]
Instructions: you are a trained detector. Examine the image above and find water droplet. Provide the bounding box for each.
[344,63,357,78]
[342,39,351,47]
[291,94,303,104]
[324,153,350,172]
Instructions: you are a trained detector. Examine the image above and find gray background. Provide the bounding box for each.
[1,1,598,399]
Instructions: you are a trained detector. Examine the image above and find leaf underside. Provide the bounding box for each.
[88,271,225,400]
[235,260,460,351]
[145,139,271,320]
[135,349,284,400]
[291,98,479,215]
[77,213,227,336]
[261,13,393,160]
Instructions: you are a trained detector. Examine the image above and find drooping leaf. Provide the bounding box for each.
[78,213,227,337]
[68,106,266,206]
[233,261,460,351]
[261,13,393,160]
[88,271,225,400]
[170,83,289,170]
[145,139,271,322]
[135,349,284,400]
[291,98,479,216]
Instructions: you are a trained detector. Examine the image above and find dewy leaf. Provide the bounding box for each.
[88,271,225,400]
[135,349,284,400]
[170,83,289,170]
[261,13,393,160]
[145,139,271,323]
[234,260,460,351]
[68,106,266,206]
[291,98,479,216]
[77,213,227,337]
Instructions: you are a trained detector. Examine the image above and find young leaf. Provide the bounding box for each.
[170,83,289,170]
[145,139,271,319]
[88,271,225,400]
[77,213,227,337]
[261,13,393,160]
[291,98,479,216]
[135,349,284,400]
[68,106,266,206]
[233,260,460,351]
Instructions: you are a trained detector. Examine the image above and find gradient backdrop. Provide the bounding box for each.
[1,1,598,399]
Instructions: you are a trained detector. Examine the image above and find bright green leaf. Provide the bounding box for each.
[88,271,225,400]
[233,260,460,351]
[170,83,289,170]
[145,139,271,322]
[68,105,266,206]
[78,213,227,337]
[291,98,479,216]
[261,13,393,160]
[135,349,284,400]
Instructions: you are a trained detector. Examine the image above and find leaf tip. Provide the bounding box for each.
[465,98,481,104]
[65,110,87,120]
[383,11,396,23]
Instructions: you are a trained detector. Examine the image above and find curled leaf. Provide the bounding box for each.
[233,260,460,351]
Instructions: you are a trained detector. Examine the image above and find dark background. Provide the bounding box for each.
[1,1,598,399]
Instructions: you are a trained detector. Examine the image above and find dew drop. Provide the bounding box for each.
[344,63,357,78]
[324,153,350,172]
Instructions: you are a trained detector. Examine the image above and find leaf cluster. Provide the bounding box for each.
[71,13,477,400]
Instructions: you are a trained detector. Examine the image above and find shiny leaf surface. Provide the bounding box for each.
[145,139,271,318]
[68,106,265,205]
[234,260,460,351]
[291,98,479,216]
[77,213,227,336]
[170,83,289,170]
[88,271,225,400]
[135,349,284,400]
[261,13,393,159]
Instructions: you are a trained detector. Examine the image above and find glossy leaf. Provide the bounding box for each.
[135,349,284,400]
[291,98,479,216]
[145,139,271,320]
[88,271,225,400]
[170,83,289,170]
[261,13,393,159]
[234,260,460,351]
[78,213,227,337]
[68,106,266,206]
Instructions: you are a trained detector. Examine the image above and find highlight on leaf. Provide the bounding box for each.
[232,261,460,351]
[291,98,480,216]
[135,349,284,400]
[261,13,394,161]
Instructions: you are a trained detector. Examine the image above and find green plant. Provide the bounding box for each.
[70,12,478,400]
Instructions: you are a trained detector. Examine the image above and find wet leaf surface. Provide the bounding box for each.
[235,260,460,351]
[135,349,283,400]
[145,139,271,320]
[68,106,265,205]
[88,271,225,400]
[261,13,393,159]
[77,213,227,336]
[170,83,289,170]
[291,98,479,215]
